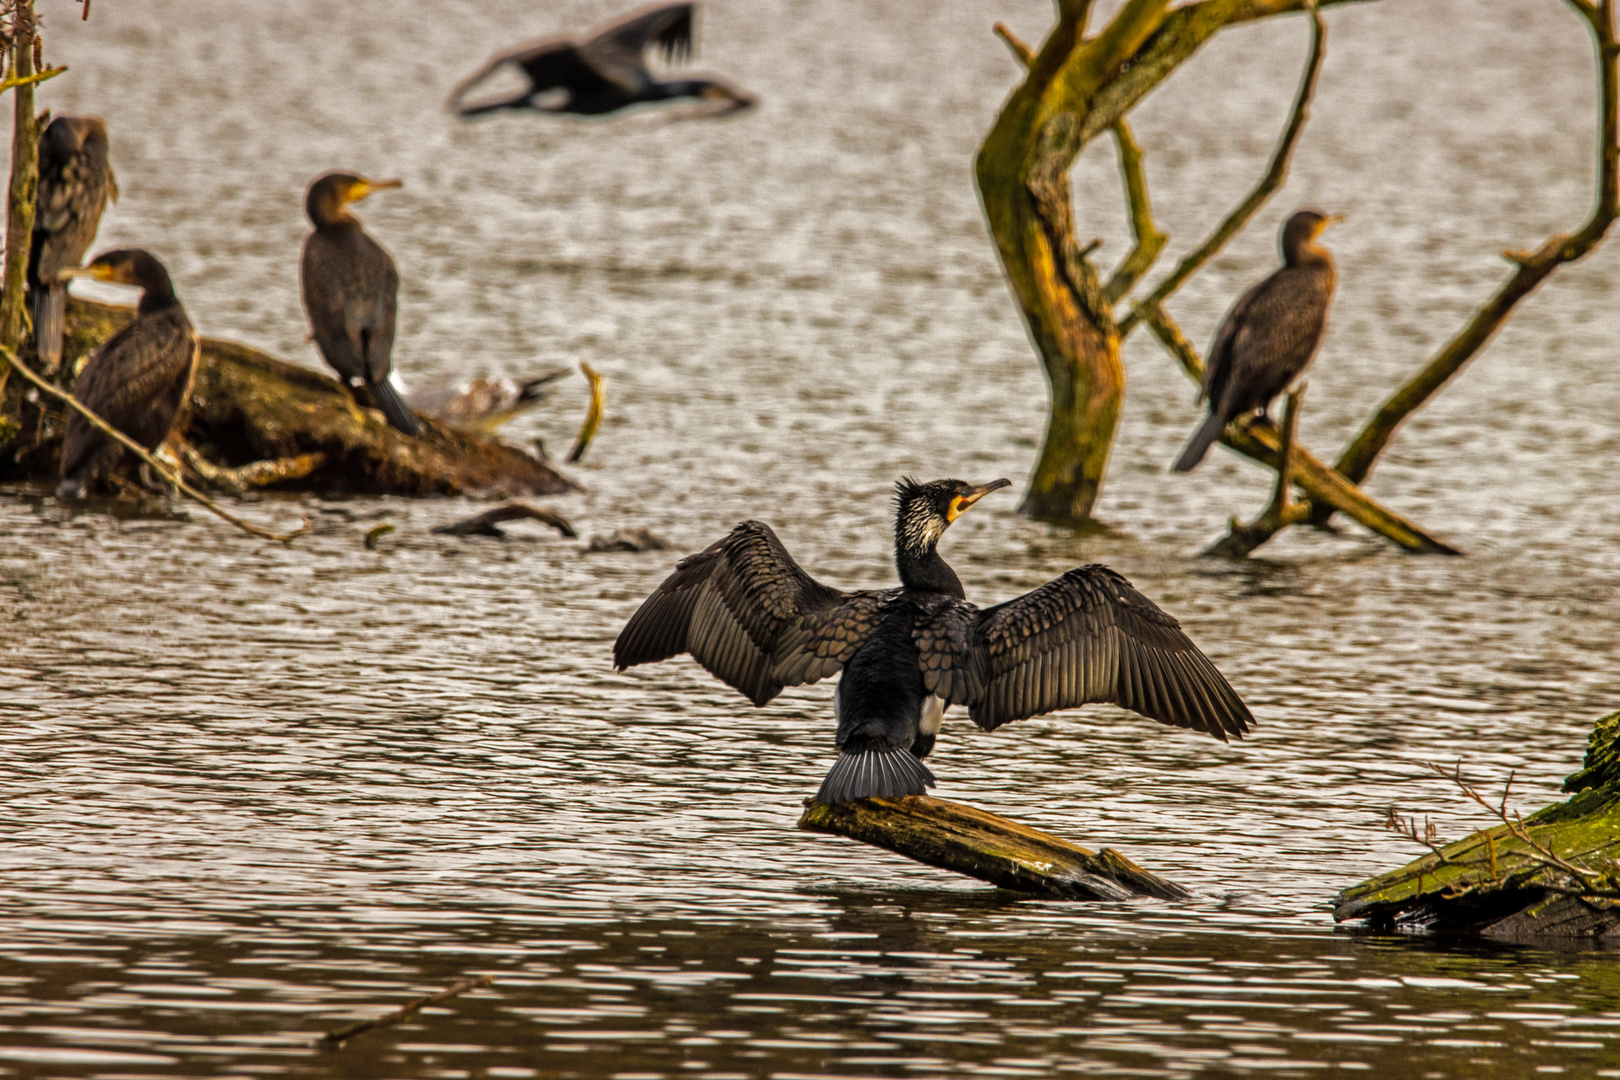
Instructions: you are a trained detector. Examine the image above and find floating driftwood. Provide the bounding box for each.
[432,502,577,539]
[2,297,579,499]
[800,794,1189,901]
[1335,710,1620,941]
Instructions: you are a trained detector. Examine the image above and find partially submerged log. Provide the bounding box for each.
[1335,710,1620,941]
[800,794,1189,901]
[2,297,580,498]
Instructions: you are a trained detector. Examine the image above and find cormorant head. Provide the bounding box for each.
[1281,208,1343,263]
[696,78,755,114]
[305,171,402,227]
[69,248,178,312]
[893,476,1011,557]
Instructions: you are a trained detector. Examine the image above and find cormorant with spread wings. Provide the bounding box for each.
[614,477,1253,805]
[450,2,754,119]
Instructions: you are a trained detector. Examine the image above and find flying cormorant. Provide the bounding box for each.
[30,115,117,372]
[56,249,197,500]
[451,2,754,119]
[1172,209,1341,473]
[614,477,1253,805]
[300,171,419,436]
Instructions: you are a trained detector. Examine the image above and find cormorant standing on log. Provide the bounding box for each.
[300,171,419,436]
[614,477,1252,805]
[30,115,117,372]
[56,249,197,500]
[451,2,754,119]
[1172,209,1341,473]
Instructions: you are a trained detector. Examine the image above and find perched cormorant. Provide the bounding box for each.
[30,115,117,372]
[1172,209,1341,473]
[299,171,419,436]
[615,477,1253,805]
[56,249,197,500]
[451,2,754,120]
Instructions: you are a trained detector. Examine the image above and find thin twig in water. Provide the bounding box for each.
[3,348,309,542]
[317,974,495,1048]
[567,361,605,463]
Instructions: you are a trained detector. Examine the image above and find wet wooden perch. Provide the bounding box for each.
[2,297,580,498]
[800,794,1189,901]
[1335,710,1620,941]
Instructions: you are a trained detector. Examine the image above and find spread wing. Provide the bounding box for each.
[613,521,894,707]
[450,36,615,107]
[941,566,1252,740]
[581,2,695,90]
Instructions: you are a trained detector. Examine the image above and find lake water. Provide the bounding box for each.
[3,0,1618,1075]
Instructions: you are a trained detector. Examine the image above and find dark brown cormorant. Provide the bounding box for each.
[614,477,1253,805]
[30,115,117,372]
[56,249,197,500]
[300,171,419,436]
[451,2,754,119]
[1172,209,1341,473]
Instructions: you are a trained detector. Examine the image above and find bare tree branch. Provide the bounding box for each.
[1204,383,1311,556]
[1323,0,1619,497]
[1104,120,1169,303]
[993,22,1034,68]
[4,348,309,542]
[1120,0,1326,336]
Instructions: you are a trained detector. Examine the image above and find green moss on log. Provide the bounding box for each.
[1335,710,1620,940]
[2,297,580,498]
[800,794,1189,901]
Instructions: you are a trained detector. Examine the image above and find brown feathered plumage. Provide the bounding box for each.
[57,250,197,499]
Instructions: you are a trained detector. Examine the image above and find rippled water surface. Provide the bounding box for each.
[3,0,1619,1075]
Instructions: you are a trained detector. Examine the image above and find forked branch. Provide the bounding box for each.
[1120,0,1326,336]
[1104,120,1169,303]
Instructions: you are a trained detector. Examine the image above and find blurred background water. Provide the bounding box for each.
[1,0,1617,1075]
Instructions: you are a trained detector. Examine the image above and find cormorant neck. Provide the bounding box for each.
[307,192,357,229]
[651,77,717,102]
[896,541,964,599]
[1284,238,1333,268]
[133,256,178,316]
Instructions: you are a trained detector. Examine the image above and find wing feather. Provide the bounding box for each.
[613,521,889,707]
[954,565,1252,739]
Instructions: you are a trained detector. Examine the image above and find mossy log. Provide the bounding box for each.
[1335,710,1620,941]
[799,794,1189,901]
[2,297,579,498]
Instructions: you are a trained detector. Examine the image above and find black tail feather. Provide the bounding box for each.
[34,283,65,371]
[369,378,421,437]
[815,747,936,805]
[1172,410,1227,473]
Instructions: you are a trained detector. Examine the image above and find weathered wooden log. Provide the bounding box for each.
[2,297,580,498]
[799,794,1189,901]
[1335,710,1620,941]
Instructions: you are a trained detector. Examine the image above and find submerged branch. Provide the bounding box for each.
[1204,383,1310,556]
[1120,0,1326,336]
[318,974,495,1048]
[4,348,310,542]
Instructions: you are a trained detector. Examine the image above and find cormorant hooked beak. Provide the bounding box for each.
[1319,212,1345,231]
[352,178,402,203]
[946,478,1011,522]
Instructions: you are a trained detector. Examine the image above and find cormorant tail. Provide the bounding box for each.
[370,378,421,437]
[1172,410,1227,473]
[34,282,65,371]
[457,92,531,119]
[815,747,936,806]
